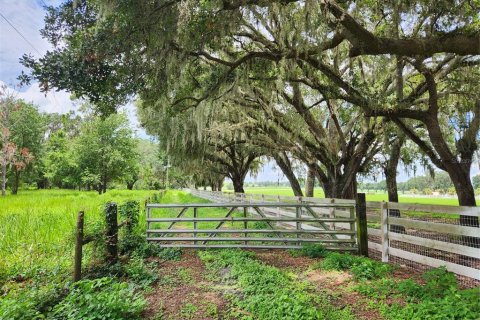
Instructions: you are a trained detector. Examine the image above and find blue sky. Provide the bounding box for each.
[1,1,476,184]
[0,0,143,131]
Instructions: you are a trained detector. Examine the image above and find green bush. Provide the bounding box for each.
[290,244,328,258]
[354,267,479,320]
[51,278,146,320]
[317,252,392,280]
[350,259,392,280]
[0,272,67,319]
[124,257,159,288]
[0,293,44,320]
[317,252,357,270]
[420,266,457,299]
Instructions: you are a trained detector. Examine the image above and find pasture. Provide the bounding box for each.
[1,189,479,320]
[238,186,462,206]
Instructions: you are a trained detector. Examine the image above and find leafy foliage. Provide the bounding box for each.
[200,249,355,320]
[289,244,329,258]
[317,252,393,280]
[355,267,480,320]
[51,278,146,320]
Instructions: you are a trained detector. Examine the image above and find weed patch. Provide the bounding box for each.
[289,244,328,258]
[316,252,392,280]
[199,249,355,320]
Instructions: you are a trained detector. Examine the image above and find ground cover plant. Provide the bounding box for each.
[0,189,166,319]
[199,249,356,320]
[1,189,479,320]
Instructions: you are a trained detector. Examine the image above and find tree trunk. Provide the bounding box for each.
[126,181,135,190]
[232,176,245,193]
[305,167,315,197]
[384,135,405,233]
[11,170,20,195]
[319,174,357,200]
[273,153,303,197]
[102,173,107,194]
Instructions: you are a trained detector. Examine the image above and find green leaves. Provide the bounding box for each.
[51,277,146,320]
[199,249,356,320]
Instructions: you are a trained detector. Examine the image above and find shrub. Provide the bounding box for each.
[420,266,457,299]
[51,277,146,320]
[317,252,392,280]
[350,259,392,280]
[123,257,158,288]
[290,244,328,258]
[317,252,357,270]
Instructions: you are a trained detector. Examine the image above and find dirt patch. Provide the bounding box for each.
[143,250,229,320]
[254,249,315,271]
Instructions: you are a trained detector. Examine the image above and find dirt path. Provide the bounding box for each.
[143,250,229,320]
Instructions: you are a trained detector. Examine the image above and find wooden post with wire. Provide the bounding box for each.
[356,193,368,257]
[73,211,85,282]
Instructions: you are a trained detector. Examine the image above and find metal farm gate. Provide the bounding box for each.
[146,202,362,251]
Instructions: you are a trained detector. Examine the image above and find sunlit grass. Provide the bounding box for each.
[0,189,155,281]
[240,187,464,205]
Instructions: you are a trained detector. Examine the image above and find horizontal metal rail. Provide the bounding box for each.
[146,202,353,208]
[147,237,356,243]
[153,244,359,250]
[147,229,356,235]
[146,202,358,251]
[147,217,355,223]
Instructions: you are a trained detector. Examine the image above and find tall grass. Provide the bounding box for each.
[0,189,155,281]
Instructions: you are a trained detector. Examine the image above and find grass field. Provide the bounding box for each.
[239,186,465,206]
[0,189,155,280]
[1,189,479,319]
[0,189,248,282]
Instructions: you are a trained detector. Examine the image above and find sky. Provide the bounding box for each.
[0,1,477,184]
[0,0,145,134]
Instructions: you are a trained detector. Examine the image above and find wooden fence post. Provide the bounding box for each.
[381,201,389,262]
[73,211,84,282]
[105,202,118,264]
[356,193,368,257]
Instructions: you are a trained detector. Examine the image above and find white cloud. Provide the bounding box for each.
[1,80,76,113]
[17,84,77,114]
[0,0,51,84]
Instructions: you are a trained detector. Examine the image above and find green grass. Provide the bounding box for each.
[240,187,465,205]
[150,190,245,231]
[0,189,248,284]
[0,189,156,281]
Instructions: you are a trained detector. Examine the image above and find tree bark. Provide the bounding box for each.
[384,134,406,233]
[231,176,245,193]
[11,170,20,195]
[319,173,357,200]
[305,166,315,197]
[273,153,303,197]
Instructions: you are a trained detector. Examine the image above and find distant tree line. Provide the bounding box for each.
[361,173,480,195]
[0,89,190,195]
